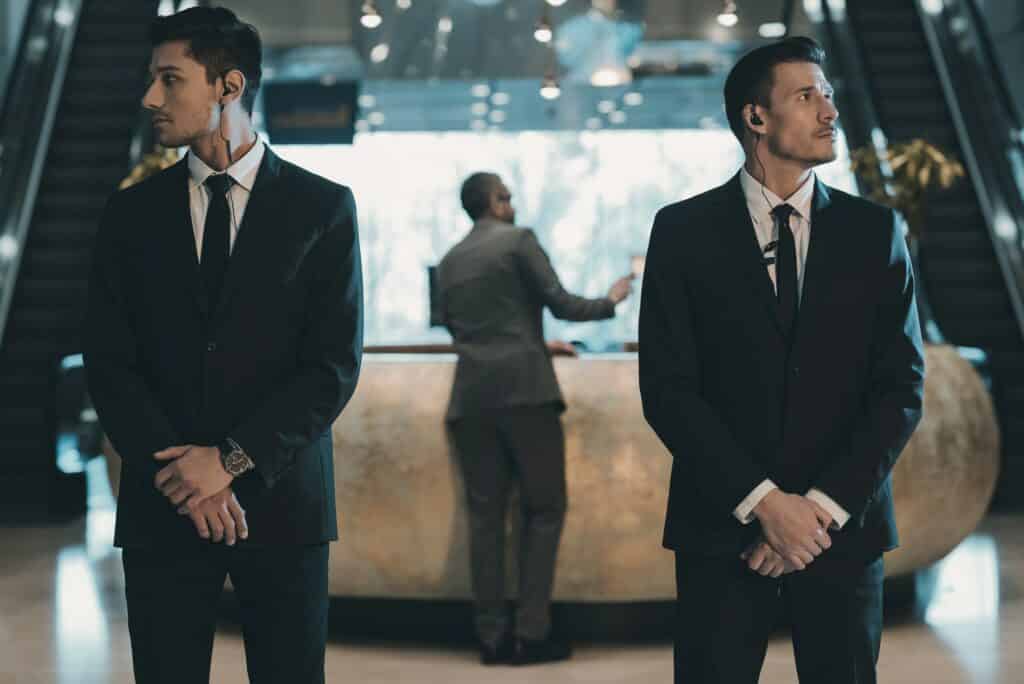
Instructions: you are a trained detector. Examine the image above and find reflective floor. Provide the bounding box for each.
[1,466,1022,683]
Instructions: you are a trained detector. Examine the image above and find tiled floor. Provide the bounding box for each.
[1,474,1021,683]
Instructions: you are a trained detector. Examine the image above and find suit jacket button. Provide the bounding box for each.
[207,342,217,352]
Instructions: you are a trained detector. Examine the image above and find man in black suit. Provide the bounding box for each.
[83,8,362,683]
[438,172,633,665]
[639,37,925,683]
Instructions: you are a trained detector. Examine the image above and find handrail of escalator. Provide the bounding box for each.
[914,0,1024,343]
[811,1,894,169]
[0,0,84,346]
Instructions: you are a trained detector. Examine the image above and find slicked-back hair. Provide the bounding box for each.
[150,6,262,114]
[460,172,501,221]
[723,36,826,142]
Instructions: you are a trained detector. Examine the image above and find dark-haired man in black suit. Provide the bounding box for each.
[84,7,362,682]
[639,37,924,684]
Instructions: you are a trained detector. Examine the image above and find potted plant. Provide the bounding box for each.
[850,139,965,343]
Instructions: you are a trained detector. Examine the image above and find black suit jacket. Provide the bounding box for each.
[84,148,363,548]
[638,172,924,558]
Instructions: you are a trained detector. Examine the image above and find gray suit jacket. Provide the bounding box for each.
[438,218,615,420]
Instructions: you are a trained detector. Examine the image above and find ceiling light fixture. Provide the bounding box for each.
[717,1,739,28]
[540,73,561,100]
[623,91,643,106]
[758,22,786,38]
[361,2,383,29]
[535,8,554,43]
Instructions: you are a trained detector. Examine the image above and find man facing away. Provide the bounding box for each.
[83,7,363,682]
[438,172,634,665]
[638,37,925,683]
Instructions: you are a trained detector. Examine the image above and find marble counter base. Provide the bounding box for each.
[326,345,999,600]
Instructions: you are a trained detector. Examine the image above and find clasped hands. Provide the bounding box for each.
[153,445,248,545]
[741,489,833,578]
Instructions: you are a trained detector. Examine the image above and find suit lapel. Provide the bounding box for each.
[719,173,785,337]
[792,178,834,345]
[212,148,285,320]
[166,159,208,316]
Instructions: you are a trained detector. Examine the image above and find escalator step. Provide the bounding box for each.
[33,189,112,215]
[867,53,933,73]
[871,74,945,98]
[882,126,959,147]
[858,33,929,52]
[25,219,99,247]
[0,443,53,469]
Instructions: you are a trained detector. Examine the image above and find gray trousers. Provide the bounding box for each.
[449,404,567,646]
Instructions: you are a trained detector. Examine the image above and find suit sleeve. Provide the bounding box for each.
[812,211,925,521]
[517,229,616,322]
[638,208,769,515]
[230,186,364,489]
[83,193,180,482]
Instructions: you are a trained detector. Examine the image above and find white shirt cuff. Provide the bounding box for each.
[734,479,778,525]
[805,488,850,530]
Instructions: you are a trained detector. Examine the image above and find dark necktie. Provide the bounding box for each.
[771,203,799,335]
[201,173,232,310]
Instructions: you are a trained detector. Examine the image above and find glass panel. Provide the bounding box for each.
[0,0,33,112]
[277,128,857,347]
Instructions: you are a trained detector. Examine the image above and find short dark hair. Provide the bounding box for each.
[460,172,500,221]
[150,6,262,114]
[723,36,826,142]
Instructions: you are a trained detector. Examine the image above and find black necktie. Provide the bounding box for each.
[201,173,232,310]
[771,203,799,335]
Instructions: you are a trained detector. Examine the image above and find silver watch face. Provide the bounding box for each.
[224,450,250,476]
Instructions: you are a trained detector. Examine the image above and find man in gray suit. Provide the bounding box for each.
[438,172,633,666]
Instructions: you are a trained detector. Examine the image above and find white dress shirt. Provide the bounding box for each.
[187,138,266,260]
[731,168,851,530]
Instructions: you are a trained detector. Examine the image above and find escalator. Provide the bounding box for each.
[0,0,158,518]
[820,0,1024,509]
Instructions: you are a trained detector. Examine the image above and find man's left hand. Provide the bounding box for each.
[154,445,232,510]
[741,537,801,578]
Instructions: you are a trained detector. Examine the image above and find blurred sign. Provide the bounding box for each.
[263,80,359,144]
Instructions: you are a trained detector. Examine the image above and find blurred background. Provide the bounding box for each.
[1,1,1024,682]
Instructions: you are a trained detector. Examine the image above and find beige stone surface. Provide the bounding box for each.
[329,353,674,600]
[885,345,1001,574]
[327,345,1000,599]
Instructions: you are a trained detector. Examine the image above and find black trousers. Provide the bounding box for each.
[122,543,329,684]
[449,404,567,646]
[674,550,884,684]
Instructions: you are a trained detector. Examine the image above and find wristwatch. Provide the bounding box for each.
[218,437,255,477]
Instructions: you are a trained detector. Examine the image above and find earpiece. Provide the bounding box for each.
[750,113,763,126]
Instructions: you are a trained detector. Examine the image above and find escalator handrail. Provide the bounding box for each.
[0,0,84,346]
[817,1,895,177]
[914,0,1024,343]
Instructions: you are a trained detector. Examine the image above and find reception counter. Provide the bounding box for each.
[325,344,999,600]
[104,345,999,601]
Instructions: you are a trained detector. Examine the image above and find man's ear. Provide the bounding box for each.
[745,103,766,132]
[220,69,246,105]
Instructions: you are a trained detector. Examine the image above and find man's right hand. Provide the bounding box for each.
[752,489,831,570]
[178,487,248,545]
[606,275,635,304]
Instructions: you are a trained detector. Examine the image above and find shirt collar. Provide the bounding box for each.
[739,166,816,221]
[187,137,266,192]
